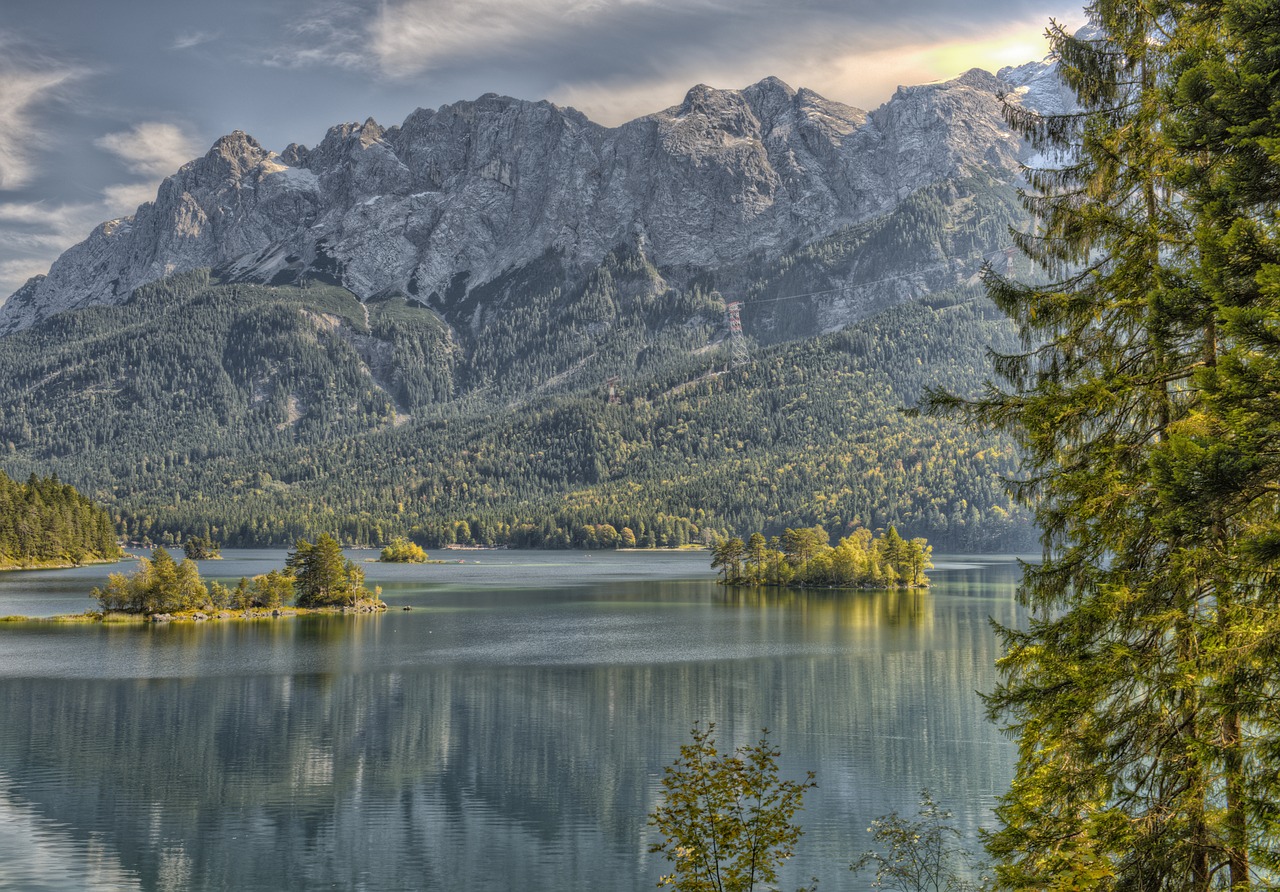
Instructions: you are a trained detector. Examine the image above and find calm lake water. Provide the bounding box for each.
[0,549,1024,891]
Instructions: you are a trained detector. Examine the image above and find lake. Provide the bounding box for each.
[0,549,1024,891]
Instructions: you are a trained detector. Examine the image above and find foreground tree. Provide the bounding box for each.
[649,725,816,892]
[923,1,1280,887]
[850,790,980,892]
[1165,0,1280,881]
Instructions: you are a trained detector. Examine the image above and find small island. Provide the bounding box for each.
[182,535,222,560]
[711,525,932,589]
[84,533,384,623]
[379,537,431,563]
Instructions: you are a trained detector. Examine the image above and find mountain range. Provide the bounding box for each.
[0,58,1065,548]
[1,60,1062,334]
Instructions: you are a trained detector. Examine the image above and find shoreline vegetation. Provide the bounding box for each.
[712,525,931,589]
[0,555,124,572]
[0,601,386,625]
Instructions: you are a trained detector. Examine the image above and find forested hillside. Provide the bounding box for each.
[0,171,1033,550]
[0,471,120,569]
[0,278,1030,550]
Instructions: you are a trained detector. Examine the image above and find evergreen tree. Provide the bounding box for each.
[287,533,370,608]
[921,3,1276,887]
[711,538,745,585]
[1167,1,1280,881]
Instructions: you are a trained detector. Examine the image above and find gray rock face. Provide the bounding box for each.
[0,69,1047,334]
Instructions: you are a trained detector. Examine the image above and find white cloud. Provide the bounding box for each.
[172,30,219,51]
[100,183,161,214]
[0,199,102,297]
[0,258,50,292]
[262,3,376,71]
[0,118,186,301]
[95,122,199,179]
[369,0,578,76]
[0,67,82,190]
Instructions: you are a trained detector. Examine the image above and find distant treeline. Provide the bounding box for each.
[0,470,120,568]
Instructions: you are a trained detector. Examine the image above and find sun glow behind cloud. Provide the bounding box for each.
[809,16,1076,106]
[554,14,1079,124]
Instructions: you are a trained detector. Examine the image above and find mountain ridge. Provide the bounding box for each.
[0,65,1053,336]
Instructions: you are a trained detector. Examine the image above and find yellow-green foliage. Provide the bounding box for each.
[379,537,428,563]
[649,724,816,892]
[95,548,301,615]
[712,525,932,588]
[209,570,294,610]
[93,547,208,614]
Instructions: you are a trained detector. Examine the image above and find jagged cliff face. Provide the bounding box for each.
[0,69,1043,335]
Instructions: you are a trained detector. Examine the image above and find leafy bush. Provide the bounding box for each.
[649,724,816,892]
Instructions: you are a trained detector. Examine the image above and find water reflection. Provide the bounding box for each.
[0,555,1023,891]
[717,585,937,631]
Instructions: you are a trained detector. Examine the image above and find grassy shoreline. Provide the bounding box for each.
[0,555,128,572]
[0,599,388,625]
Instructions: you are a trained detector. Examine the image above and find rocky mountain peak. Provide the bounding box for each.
[281,143,310,166]
[741,76,800,127]
[199,130,271,179]
[0,58,1064,335]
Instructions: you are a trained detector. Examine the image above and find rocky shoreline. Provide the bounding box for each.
[147,599,387,623]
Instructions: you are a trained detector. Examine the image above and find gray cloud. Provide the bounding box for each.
[364,0,1056,80]
[261,0,1066,80]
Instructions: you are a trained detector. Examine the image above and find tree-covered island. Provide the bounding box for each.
[92,533,384,621]
[378,537,431,563]
[182,535,221,560]
[711,525,931,588]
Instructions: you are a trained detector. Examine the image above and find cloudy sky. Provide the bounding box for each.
[0,0,1084,300]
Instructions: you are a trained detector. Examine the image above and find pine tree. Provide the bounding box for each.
[287,533,369,608]
[922,3,1262,887]
[1165,0,1280,880]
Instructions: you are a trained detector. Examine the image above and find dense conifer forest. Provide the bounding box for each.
[0,471,120,568]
